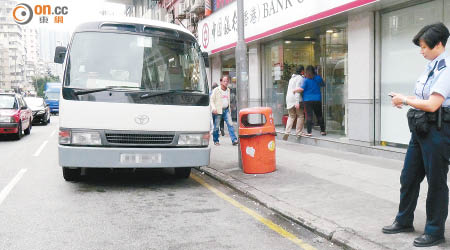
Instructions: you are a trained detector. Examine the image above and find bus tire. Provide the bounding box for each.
[174,167,191,179]
[63,167,81,181]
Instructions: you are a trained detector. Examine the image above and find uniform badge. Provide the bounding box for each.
[438,59,446,71]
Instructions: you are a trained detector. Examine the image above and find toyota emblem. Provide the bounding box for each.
[135,115,149,125]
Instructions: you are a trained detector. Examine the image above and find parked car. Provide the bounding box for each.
[0,93,32,139]
[24,97,51,125]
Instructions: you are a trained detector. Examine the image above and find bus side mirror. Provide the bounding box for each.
[202,52,209,68]
[54,46,67,64]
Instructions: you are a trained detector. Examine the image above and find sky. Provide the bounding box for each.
[19,0,127,33]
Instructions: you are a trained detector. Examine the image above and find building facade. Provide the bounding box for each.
[38,28,70,81]
[23,27,41,92]
[196,0,450,147]
[117,0,449,148]
[118,0,207,36]
[0,0,27,92]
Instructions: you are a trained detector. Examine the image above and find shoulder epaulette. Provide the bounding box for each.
[438,59,446,71]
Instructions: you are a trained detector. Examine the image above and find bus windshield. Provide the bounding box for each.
[66,32,208,94]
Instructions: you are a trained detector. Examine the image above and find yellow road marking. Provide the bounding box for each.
[191,174,316,250]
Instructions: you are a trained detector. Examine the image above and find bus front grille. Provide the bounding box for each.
[105,133,175,145]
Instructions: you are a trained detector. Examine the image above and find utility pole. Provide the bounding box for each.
[235,0,249,169]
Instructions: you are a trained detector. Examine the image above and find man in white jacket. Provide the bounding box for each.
[283,65,305,140]
[210,76,238,146]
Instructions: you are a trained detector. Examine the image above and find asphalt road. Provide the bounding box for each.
[0,117,341,250]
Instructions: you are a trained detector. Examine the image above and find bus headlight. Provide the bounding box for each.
[71,131,102,145]
[178,133,209,146]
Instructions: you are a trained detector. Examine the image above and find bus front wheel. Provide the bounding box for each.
[62,167,81,181]
[174,167,191,179]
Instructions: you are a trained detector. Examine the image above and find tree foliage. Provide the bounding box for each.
[33,75,60,97]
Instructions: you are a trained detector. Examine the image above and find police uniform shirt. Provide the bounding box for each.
[415,51,450,107]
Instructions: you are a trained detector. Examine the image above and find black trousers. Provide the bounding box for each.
[395,122,450,237]
[304,101,325,133]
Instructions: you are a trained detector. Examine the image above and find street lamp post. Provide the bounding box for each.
[235,0,249,169]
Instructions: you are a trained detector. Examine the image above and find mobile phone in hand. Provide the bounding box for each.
[388,93,394,98]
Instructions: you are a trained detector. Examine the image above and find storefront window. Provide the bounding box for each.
[263,22,348,135]
[380,0,444,145]
[263,41,286,126]
[320,26,348,135]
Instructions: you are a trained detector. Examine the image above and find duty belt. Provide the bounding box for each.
[407,107,450,136]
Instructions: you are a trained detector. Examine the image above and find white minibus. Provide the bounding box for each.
[54,17,210,181]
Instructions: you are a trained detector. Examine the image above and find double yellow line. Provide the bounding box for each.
[191,174,316,250]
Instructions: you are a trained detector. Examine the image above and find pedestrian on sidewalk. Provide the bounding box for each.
[210,75,238,146]
[294,65,326,136]
[283,65,305,140]
[382,22,450,248]
[211,82,225,137]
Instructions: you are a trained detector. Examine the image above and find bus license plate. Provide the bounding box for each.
[120,153,161,164]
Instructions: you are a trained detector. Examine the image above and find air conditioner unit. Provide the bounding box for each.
[177,2,186,19]
[190,0,205,14]
[184,0,191,12]
[155,8,164,21]
[166,13,174,23]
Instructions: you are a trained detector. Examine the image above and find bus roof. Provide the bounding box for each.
[73,17,195,39]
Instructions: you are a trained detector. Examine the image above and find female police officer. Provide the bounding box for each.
[382,23,450,247]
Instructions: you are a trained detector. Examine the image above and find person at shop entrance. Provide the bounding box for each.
[293,65,326,136]
[210,75,238,146]
[382,22,450,248]
[283,65,305,140]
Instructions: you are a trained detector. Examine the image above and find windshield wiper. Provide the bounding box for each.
[73,86,142,95]
[140,89,203,99]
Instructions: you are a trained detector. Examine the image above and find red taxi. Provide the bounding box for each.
[0,93,32,139]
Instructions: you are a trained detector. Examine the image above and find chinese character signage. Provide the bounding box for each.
[199,0,377,53]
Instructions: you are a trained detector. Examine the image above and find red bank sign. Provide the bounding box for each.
[214,0,236,12]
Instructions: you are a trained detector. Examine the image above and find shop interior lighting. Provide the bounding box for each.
[304,36,311,39]
[284,40,292,44]
[326,29,334,33]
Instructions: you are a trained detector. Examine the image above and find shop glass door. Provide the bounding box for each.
[320,27,348,135]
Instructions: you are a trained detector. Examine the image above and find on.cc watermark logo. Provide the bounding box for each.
[12,3,33,25]
[12,3,69,25]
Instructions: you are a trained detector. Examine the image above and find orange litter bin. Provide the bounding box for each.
[239,107,276,174]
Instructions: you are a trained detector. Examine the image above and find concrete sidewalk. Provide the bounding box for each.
[202,135,450,250]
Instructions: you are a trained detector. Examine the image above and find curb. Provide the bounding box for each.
[197,166,393,250]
